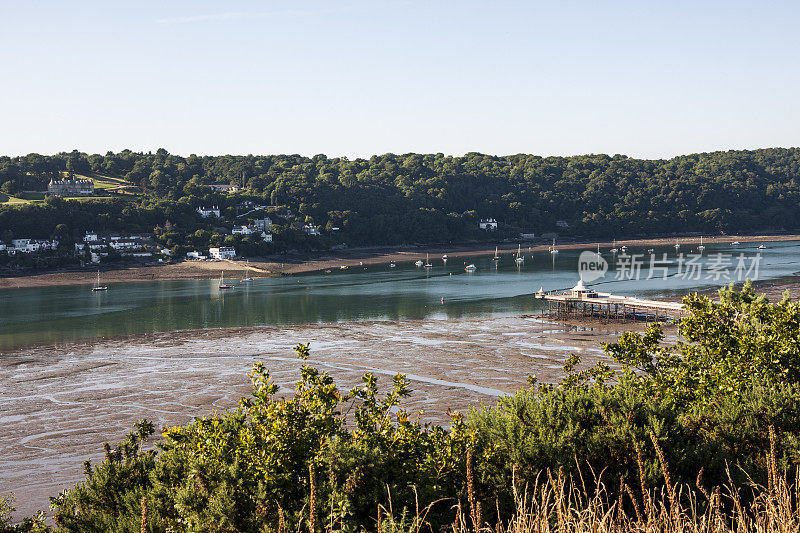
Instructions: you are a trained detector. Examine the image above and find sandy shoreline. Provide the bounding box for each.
[1,234,797,290]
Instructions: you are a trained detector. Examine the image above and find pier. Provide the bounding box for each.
[534,280,688,322]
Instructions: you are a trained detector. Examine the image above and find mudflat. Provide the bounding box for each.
[0,315,660,520]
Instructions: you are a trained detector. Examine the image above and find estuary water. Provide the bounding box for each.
[1,240,799,351]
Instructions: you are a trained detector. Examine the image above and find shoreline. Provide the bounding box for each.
[1,233,797,290]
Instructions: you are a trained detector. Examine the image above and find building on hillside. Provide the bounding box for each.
[9,239,58,253]
[208,184,240,193]
[197,206,221,218]
[556,220,569,228]
[232,225,254,235]
[109,239,141,251]
[209,246,236,260]
[83,231,98,242]
[303,224,320,236]
[479,218,498,230]
[252,217,273,230]
[261,232,273,243]
[48,178,94,197]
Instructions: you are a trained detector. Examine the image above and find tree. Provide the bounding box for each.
[604,281,800,410]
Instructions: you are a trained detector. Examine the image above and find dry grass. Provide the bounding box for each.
[380,429,800,533]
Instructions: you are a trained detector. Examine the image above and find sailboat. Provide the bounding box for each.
[441,254,448,262]
[464,263,477,272]
[414,259,424,267]
[515,244,524,263]
[423,253,432,268]
[674,238,680,250]
[610,239,618,253]
[596,243,601,256]
[218,271,234,290]
[492,246,500,261]
[697,236,705,252]
[240,260,254,282]
[549,238,559,254]
[91,270,108,292]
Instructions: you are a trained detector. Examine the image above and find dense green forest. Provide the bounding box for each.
[2,148,800,252]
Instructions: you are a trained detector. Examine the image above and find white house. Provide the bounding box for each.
[232,225,254,235]
[556,220,569,228]
[261,232,273,243]
[208,184,240,193]
[86,240,108,251]
[479,218,498,230]
[0,243,6,252]
[83,231,98,242]
[109,239,140,251]
[186,251,202,260]
[11,239,30,248]
[197,206,221,218]
[303,224,320,236]
[209,246,236,260]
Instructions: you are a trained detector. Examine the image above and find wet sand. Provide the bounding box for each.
[0,234,796,290]
[0,315,660,520]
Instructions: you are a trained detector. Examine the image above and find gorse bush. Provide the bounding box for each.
[51,344,479,532]
[37,284,800,531]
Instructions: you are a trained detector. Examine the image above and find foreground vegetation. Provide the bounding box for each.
[4,282,800,532]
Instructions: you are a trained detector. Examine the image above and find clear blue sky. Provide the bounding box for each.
[1,1,798,159]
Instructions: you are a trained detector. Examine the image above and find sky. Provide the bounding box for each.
[1,0,798,160]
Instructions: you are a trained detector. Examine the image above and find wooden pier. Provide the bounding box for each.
[534,280,688,322]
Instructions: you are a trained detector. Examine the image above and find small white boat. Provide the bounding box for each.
[549,238,559,254]
[674,238,680,250]
[441,254,448,261]
[414,260,424,267]
[610,239,618,253]
[465,264,477,272]
[620,245,628,252]
[515,244,524,264]
[697,236,706,252]
[730,241,740,245]
[758,244,767,249]
[492,246,500,261]
[218,271,234,290]
[389,263,396,268]
[647,248,655,254]
[91,270,108,292]
[423,253,432,268]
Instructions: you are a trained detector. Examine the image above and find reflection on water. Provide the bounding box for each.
[1,240,799,351]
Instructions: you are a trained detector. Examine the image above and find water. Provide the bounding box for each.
[1,240,799,351]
